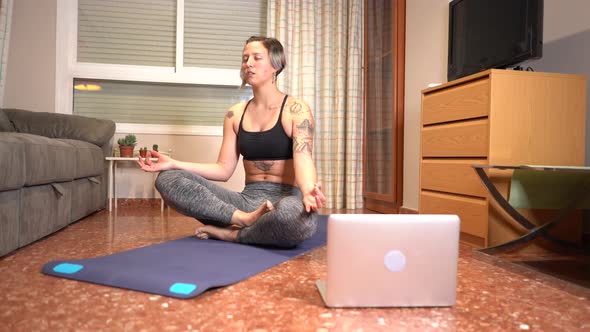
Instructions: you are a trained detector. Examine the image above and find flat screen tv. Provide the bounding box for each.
[447,0,543,82]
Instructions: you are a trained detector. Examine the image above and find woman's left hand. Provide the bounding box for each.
[303,182,326,213]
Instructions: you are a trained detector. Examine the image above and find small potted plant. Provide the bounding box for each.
[139,147,148,158]
[117,134,137,157]
[151,144,159,159]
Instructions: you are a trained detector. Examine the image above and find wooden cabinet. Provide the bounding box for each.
[420,69,587,247]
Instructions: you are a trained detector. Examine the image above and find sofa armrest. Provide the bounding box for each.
[2,108,116,147]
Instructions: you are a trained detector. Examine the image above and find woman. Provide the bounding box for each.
[138,36,326,248]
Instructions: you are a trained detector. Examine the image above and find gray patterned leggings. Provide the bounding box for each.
[155,170,318,248]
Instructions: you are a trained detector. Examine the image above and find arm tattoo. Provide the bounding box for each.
[289,102,303,115]
[296,119,314,136]
[294,119,314,155]
[226,110,235,119]
[294,137,313,155]
[254,161,274,172]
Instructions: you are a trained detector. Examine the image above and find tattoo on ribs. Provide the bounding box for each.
[254,161,274,172]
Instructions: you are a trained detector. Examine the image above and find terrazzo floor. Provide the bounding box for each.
[0,202,589,331]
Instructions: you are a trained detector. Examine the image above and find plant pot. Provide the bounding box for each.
[139,150,147,158]
[119,145,134,157]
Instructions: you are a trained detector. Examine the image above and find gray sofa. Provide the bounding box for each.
[0,108,115,257]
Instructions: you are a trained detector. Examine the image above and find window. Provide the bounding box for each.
[57,0,267,134]
[73,78,253,134]
[183,1,267,69]
[78,0,177,67]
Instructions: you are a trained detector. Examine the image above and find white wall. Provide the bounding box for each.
[402,0,449,211]
[543,0,589,43]
[3,0,56,113]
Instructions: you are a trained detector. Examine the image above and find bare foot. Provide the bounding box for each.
[231,200,274,227]
[194,225,239,242]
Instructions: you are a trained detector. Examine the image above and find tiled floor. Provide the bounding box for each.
[1,202,589,331]
[482,249,590,291]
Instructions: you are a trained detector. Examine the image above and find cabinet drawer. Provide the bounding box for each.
[422,119,488,157]
[423,78,490,125]
[421,159,487,197]
[420,190,488,240]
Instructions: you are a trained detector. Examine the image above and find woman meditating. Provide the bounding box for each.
[138,36,326,248]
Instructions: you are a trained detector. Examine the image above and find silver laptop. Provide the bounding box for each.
[316,214,460,308]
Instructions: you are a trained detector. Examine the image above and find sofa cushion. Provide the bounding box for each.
[57,139,104,179]
[0,110,15,132]
[3,109,115,146]
[0,133,26,191]
[9,133,76,186]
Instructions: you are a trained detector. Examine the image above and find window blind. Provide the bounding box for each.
[73,79,253,126]
[184,0,267,69]
[74,0,266,128]
[77,0,176,67]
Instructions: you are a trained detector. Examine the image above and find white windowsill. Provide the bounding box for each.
[72,62,242,87]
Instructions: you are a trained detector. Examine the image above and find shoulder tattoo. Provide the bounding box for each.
[226,110,235,119]
[289,102,303,115]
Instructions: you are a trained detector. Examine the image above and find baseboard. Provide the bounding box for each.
[116,198,163,207]
[399,206,418,214]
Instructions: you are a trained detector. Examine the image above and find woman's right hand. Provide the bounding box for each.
[137,150,174,172]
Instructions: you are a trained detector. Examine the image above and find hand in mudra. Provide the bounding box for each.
[137,150,173,172]
[303,182,326,213]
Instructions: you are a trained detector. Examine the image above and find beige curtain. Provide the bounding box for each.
[0,0,13,106]
[268,0,364,209]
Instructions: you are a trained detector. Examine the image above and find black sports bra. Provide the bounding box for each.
[237,95,293,161]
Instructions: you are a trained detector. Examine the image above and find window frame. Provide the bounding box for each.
[55,0,253,136]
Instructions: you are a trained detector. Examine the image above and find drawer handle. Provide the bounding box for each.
[51,183,65,197]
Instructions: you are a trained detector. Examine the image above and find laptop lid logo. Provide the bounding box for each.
[384,250,406,272]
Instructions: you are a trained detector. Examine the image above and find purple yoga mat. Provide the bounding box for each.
[42,216,327,299]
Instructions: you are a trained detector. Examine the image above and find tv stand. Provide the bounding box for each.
[419,69,587,248]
